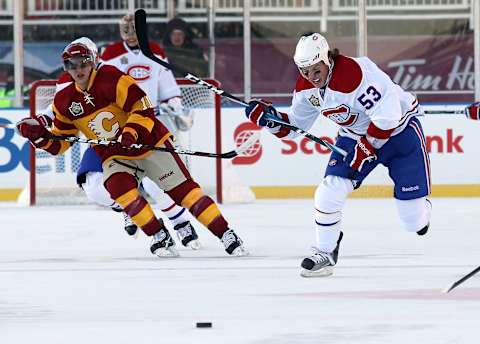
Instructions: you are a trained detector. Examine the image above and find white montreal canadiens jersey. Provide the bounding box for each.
[100,41,180,105]
[287,55,421,140]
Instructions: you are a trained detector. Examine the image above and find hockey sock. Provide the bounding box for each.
[168,180,229,238]
[105,172,164,236]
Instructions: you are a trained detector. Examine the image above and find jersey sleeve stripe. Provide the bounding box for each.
[115,75,135,109]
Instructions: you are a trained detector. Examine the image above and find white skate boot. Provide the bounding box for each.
[300,231,343,277]
[174,221,201,250]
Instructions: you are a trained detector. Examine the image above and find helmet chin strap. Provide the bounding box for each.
[322,59,334,88]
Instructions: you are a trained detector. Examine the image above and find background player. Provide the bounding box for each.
[245,32,431,277]
[17,39,248,258]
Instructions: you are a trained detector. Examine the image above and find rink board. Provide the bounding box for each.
[0,105,478,200]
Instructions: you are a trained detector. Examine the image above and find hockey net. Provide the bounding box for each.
[21,78,255,206]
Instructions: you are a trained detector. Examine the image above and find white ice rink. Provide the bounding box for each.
[1,198,479,344]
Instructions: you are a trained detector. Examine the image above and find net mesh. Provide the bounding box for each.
[27,79,220,205]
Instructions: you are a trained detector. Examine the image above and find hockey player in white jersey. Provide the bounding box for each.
[245,33,432,277]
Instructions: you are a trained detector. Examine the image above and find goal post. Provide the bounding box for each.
[23,78,255,206]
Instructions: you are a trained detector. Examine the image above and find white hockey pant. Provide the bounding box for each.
[314,175,353,252]
[395,197,431,233]
[82,172,178,211]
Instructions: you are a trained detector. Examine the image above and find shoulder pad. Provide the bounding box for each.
[149,42,166,58]
[295,74,315,92]
[100,41,128,60]
[329,55,363,93]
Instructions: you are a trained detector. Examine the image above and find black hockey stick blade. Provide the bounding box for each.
[424,109,466,115]
[0,122,16,129]
[134,9,245,106]
[443,265,480,293]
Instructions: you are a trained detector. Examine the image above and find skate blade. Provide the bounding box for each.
[153,247,180,258]
[187,239,202,250]
[231,246,250,257]
[300,266,333,278]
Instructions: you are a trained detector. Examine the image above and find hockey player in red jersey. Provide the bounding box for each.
[17,39,248,258]
[74,15,199,247]
[245,33,431,277]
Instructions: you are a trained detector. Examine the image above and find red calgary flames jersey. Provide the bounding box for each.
[40,63,171,162]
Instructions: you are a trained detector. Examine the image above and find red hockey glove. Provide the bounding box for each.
[348,136,377,172]
[245,100,281,129]
[466,102,480,120]
[119,127,138,147]
[16,117,49,145]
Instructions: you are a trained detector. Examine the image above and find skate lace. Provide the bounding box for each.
[309,247,332,265]
[221,229,240,249]
[176,223,193,240]
[123,212,135,226]
[153,230,167,244]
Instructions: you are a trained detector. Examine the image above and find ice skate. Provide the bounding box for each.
[300,231,343,277]
[150,228,179,257]
[417,199,431,236]
[122,212,138,237]
[174,221,201,250]
[221,229,249,256]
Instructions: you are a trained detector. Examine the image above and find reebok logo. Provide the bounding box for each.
[159,171,174,181]
[402,185,419,192]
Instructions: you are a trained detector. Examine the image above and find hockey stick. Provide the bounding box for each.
[424,109,466,115]
[0,122,16,129]
[443,265,480,293]
[26,131,259,159]
[134,9,346,157]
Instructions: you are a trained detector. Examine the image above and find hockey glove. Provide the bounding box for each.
[347,136,377,172]
[16,117,50,146]
[119,130,138,147]
[245,100,281,129]
[466,102,480,120]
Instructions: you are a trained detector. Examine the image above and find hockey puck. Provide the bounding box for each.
[196,322,212,328]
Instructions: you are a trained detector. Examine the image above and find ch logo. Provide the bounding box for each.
[232,122,262,165]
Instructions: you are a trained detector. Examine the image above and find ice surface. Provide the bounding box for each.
[1,198,479,344]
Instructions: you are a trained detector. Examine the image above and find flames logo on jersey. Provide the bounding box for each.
[127,65,151,81]
[87,111,120,139]
[322,104,358,127]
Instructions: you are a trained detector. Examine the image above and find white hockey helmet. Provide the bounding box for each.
[293,33,331,69]
[70,37,98,60]
[61,40,97,70]
[119,13,136,41]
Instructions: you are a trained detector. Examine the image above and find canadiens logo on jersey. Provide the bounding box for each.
[308,94,321,107]
[68,102,84,116]
[322,104,358,127]
[127,65,151,81]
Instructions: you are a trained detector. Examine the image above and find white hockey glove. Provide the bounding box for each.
[160,97,194,131]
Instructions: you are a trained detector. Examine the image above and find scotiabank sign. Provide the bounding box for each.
[224,108,480,186]
[231,122,466,167]
[278,128,464,156]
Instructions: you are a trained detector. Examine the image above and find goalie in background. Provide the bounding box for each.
[245,33,431,277]
[16,38,249,258]
[79,14,198,246]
